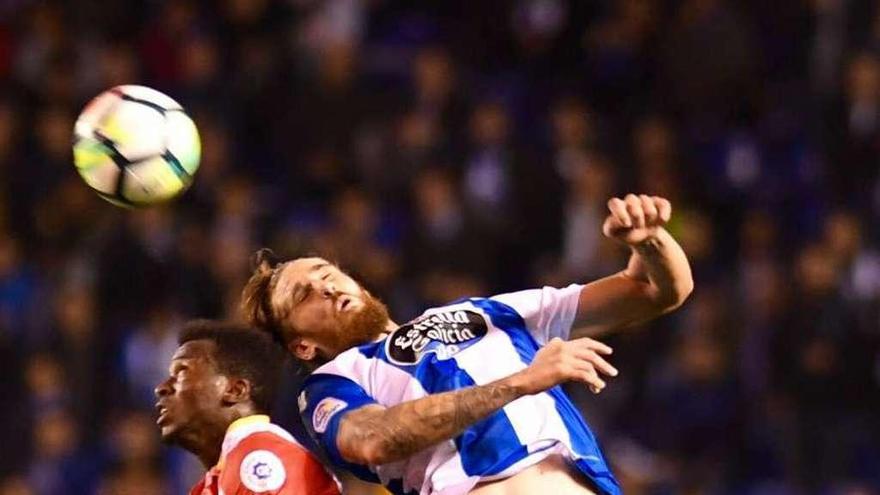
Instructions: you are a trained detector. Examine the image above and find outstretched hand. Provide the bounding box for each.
[517,337,618,395]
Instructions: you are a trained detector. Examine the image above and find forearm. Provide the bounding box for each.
[337,373,529,465]
[623,227,693,309]
[574,227,692,336]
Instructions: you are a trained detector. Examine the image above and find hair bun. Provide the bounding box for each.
[252,248,279,274]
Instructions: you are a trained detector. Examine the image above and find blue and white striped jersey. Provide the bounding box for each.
[298,284,620,495]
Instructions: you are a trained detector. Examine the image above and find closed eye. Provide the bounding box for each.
[169,362,188,378]
[294,283,313,304]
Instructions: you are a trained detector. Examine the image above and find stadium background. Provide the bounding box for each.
[0,0,879,493]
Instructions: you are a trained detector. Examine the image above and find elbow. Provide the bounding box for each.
[336,407,402,466]
[675,277,695,309]
[358,439,394,465]
[659,275,694,312]
[339,435,394,466]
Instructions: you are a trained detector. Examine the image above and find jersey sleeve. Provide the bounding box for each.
[489,283,583,344]
[219,432,340,495]
[299,373,379,470]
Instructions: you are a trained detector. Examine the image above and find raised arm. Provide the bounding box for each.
[335,337,617,465]
[573,194,693,337]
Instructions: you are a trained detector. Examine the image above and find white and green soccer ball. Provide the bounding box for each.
[73,85,201,207]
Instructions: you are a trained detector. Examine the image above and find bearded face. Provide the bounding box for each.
[270,257,392,364]
[319,290,391,356]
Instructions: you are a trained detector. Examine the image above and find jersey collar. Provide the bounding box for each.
[216,414,271,470]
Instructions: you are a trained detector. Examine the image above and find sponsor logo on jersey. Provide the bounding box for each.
[240,450,286,492]
[386,309,488,365]
[312,398,348,434]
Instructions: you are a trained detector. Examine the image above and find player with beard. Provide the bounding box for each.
[155,320,340,495]
[241,194,693,495]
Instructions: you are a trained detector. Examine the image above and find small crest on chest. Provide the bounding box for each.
[386,309,488,365]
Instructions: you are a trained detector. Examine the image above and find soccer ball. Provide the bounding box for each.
[72,85,201,207]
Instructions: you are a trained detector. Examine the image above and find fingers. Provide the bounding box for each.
[654,196,672,222]
[607,194,672,228]
[607,197,632,228]
[640,194,658,224]
[570,337,613,355]
[537,337,619,394]
[573,348,618,377]
[625,194,644,229]
[575,367,606,394]
[566,338,619,393]
[569,363,608,394]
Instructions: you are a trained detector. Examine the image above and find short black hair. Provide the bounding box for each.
[178,320,287,414]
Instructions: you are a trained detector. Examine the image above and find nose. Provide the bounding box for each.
[154,377,173,398]
[319,281,337,299]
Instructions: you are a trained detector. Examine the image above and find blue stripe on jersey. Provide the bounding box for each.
[470,298,621,495]
[299,374,383,486]
[438,368,530,476]
[548,386,620,494]
[356,340,383,359]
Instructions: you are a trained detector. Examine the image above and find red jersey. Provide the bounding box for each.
[190,415,340,495]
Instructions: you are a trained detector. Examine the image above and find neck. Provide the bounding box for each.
[370,320,398,343]
[189,407,256,469]
[195,433,224,470]
[183,424,225,470]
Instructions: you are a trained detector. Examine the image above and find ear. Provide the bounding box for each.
[288,337,319,362]
[222,377,252,405]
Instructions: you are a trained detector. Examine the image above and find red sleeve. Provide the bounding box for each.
[219,432,340,495]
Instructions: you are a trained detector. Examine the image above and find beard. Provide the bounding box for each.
[323,292,391,357]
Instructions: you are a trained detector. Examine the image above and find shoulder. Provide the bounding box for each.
[223,431,338,493]
[299,373,375,432]
[227,431,313,473]
[313,346,370,374]
[312,339,387,377]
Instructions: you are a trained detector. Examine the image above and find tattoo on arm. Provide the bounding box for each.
[337,377,526,465]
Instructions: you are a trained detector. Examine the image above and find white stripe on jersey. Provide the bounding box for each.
[323,344,427,406]
[489,284,583,344]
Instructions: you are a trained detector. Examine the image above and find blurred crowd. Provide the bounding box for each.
[0,0,879,494]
